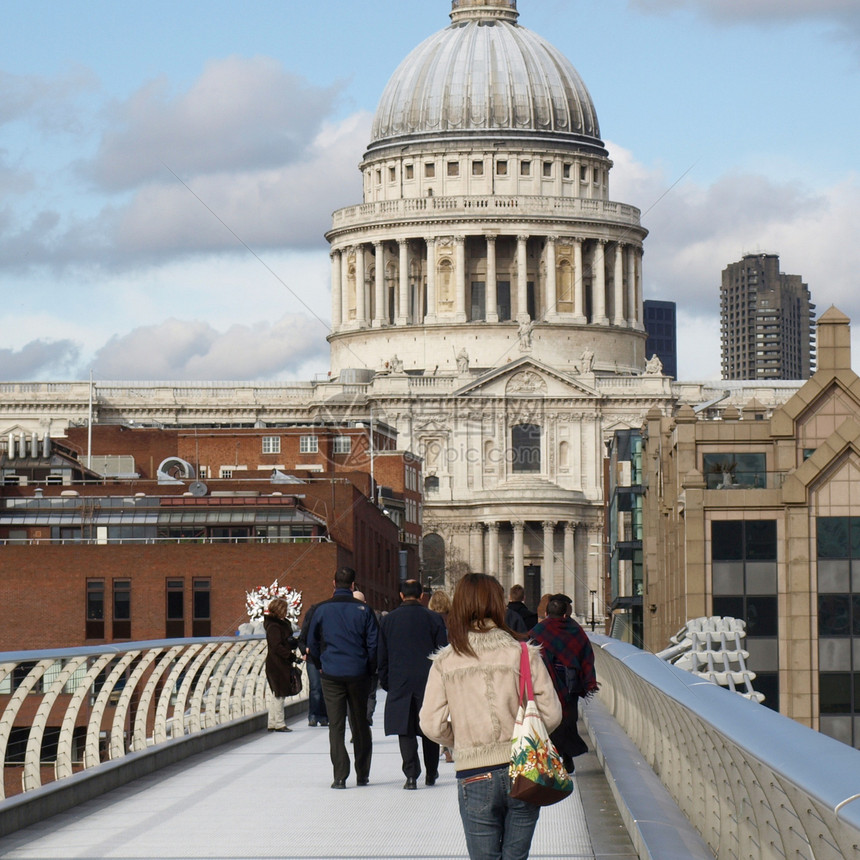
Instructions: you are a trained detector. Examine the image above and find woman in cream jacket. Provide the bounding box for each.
[419,574,562,860]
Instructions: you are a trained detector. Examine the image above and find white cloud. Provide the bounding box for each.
[0,340,81,380]
[610,142,860,378]
[90,315,328,381]
[84,56,342,191]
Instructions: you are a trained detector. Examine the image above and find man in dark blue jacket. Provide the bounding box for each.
[308,566,379,789]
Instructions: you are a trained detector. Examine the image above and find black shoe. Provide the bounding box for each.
[404,777,417,790]
[562,756,574,773]
[425,773,438,786]
[357,777,369,786]
[308,719,318,727]
[331,779,347,789]
[319,719,329,726]
[268,726,292,732]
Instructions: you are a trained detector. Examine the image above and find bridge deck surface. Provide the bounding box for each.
[0,695,635,859]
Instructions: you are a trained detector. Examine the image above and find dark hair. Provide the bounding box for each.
[448,573,517,657]
[335,567,356,589]
[508,583,525,602]
[401,579,422,599]
[546,598,568,619]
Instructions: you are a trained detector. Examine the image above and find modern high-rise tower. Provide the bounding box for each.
[720,253,815,380]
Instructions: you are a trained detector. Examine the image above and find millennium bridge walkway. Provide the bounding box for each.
[0,636,858,860]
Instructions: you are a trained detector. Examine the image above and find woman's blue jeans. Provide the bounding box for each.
[457,767,540,860]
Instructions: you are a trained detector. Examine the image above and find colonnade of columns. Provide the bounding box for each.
[441,519,600,611]
[331,232,643,331]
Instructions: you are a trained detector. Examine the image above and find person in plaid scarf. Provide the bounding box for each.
[528,593,598,772]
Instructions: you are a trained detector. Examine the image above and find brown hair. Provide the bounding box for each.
[508,583,525,602]
[536,593,552,620]
[267,598,289,620]
[428,589,451,614]
[448,573,517,657]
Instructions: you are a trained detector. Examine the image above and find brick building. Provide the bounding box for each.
[0,423,421,649]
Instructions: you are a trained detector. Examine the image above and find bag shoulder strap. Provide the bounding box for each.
[518,641,534,702]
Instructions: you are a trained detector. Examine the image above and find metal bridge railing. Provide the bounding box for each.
[592,635,860,860]
[0,636,301,801]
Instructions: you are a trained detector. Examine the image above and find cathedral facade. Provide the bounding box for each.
[4,1,802,621]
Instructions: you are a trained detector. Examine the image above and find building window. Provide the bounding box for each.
[262,436,281,454]
[711,520,778,709]
[425,476,440,494]
[375,169,382,185]
[511,424,541,473]
[333,436,352,454]
[112,579,131,639]
[703,453,766,489]
[580,165,588,182]
[425,163,435,178]
[472,160,484,176]
[447,161,460,177]
[405,164,414,180]
[543,161,553,177]
[563,163,572,179]
[219,467,233,478]
[817,516,860,747]
[300,435,319,454]
[193,579,211,637]
[496,160,508,176]
[520,160,531,176]
[389,166,396,182]
[86,580,105,640]
[166,579,184,638]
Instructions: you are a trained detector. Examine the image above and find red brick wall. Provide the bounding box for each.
[0,541,403,650]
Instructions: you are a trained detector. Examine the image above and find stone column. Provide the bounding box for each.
[564,522,576,599]
[636,248,645,331]
[573,239,586,324]
[613,243,625,327]
[397,240,409,325]
[487,522,500,578]
[469,525,484,573]
[373,242,385,327]
[355,245,367,327]
[454,237,467,322]
[542,521,555,592]
[626,245,637,328]
[341,246,351,324]
[512,521,524,586]
[425,237,437,324]
[593,240,608,325]
[486,236,498,323]
[516,234,529,322]
[330,250,342,330]
[545,235,557,320]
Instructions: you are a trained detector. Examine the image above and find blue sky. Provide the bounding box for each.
[2,0,859,381]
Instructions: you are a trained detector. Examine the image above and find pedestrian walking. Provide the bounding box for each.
[505,583,538,633]
[528,593,598,772]
[379,579,448,789]
[308,566,378,789]
[264,597,298,733]
[297,603,328,727]
[420,573,561,860]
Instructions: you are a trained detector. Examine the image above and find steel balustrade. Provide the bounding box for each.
[0,636,303,801]
[591,635,860,860]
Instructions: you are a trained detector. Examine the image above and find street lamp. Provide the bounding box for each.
[589,589,597,632]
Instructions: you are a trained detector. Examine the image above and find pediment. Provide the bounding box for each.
[783,418,860,504]
[451,357,598,400]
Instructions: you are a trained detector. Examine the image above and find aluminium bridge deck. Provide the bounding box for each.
[0,694,635,860]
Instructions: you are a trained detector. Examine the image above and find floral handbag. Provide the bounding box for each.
[509,642,573,806]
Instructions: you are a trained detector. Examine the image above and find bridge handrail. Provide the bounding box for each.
[592,634,860,859]
[0,636,304,801]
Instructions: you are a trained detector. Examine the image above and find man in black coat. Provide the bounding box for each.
[378,579,448,789]
[505,583,538,632]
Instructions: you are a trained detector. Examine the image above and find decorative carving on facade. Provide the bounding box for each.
[506,372,547,396]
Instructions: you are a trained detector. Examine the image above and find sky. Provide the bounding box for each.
[1,0,859,383]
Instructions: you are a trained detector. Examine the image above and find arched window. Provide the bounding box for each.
[424,475,440,494]
[559,440,570,470]
[511,424,541,473]
[558,259,573,312]
[423,533,446,588]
